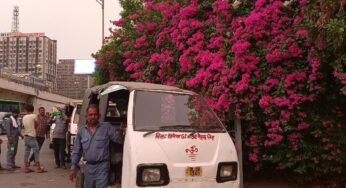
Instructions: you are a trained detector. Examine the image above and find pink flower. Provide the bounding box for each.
[265,49,282,63]
[267,133,284,143]
[135,35,147,48]
[190,19,204,29]
[280,110,291,119]
[123,51,132,58]
[179,4,197,19]
[249,152,258,162]
[133,71,144,79]
[231,41,251,56]
[297,122,309,130]
[296,29,308,37]
[135,22,145,31]
[235,73,250,93]
[255,0,267,8]
[95,59,101,65]
[146,22,156,31]
[288,133,300,141]
[112,18,125,26]
[288,43,303,57]
[128,13,139,20]
[244,12,263,27]
[259,96,272,109]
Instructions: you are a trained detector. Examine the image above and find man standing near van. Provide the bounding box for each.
[69,104,122,188]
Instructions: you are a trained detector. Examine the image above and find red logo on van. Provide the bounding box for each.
[185,145,198,161]
[185,145,198,154]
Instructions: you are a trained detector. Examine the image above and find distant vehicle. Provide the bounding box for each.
[0,99,22,112]
[75,82,239,188]
[0,99,22,135]
[0,112,10,135]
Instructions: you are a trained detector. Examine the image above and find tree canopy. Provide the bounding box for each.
[93,0,346,183]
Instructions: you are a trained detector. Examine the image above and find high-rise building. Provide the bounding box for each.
[56,59,92,99]
[0,32,57,89]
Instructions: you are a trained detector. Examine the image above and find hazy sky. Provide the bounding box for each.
[0,0,122,60]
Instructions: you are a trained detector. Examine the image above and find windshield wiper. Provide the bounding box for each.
[143,125,196,137]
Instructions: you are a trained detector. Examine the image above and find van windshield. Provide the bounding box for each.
[134,91,225,132]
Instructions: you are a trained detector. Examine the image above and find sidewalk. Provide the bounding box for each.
[0,136,74,188]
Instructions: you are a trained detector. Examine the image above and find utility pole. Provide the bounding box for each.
[235,118,243,188]
[95,0,104,43]
[229,103,243,188]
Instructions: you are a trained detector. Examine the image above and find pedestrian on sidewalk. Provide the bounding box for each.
[51,106,68,169]
[5,108,24,170]
[69,104,123,187]
[22,104,45,173]
[28,107,49,165]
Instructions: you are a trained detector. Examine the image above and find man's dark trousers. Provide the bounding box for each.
[53,138,66,167]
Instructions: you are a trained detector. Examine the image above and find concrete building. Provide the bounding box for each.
[56,59,92,99]
[0,32,57,89]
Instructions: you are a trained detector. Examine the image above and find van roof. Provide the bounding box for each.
[90,81,196,95]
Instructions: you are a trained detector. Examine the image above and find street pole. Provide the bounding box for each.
[235,118,243,188]
[95,0,105,43]
[229,103,243,188]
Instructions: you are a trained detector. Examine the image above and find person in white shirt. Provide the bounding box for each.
[22,104,45,173]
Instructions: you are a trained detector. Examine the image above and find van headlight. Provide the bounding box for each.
[136,163,169,187]
[216,162,237,183]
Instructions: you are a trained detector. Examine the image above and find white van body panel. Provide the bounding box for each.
[121,91,239,188]
[70,106,79,135]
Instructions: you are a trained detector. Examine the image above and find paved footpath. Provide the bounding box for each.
[0,135,74,188]
[0,135,304,188]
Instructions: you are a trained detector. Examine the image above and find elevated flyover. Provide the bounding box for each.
[0,76,73,112]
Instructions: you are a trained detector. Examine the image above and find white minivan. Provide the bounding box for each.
[76,82,239,188]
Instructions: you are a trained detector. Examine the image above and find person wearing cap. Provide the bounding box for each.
[5,108,24,170]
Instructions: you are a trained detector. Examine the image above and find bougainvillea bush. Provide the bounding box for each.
[94,0,346,183]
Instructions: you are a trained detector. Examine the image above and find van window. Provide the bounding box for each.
[134,91,225,132]
[106,102,120,118]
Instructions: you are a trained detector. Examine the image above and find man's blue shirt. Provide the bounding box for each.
[71,122,122,170]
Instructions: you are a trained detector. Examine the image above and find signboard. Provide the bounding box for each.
[74,59,96,74]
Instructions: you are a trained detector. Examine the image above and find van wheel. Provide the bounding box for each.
[75,170,84,188]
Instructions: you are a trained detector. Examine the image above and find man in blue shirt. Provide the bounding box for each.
[69,104,123,188]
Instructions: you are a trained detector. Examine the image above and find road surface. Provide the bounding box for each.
[0,135,74,188]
